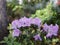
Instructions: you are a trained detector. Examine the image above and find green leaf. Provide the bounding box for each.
[0,41,6,43]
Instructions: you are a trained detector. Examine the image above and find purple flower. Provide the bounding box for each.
[11,17,41,28]
[43,23,49,32]
[34,34,42,41]
[46,24,59,38]
[50,24,59,36]
[11,19,21,29]
[46,33,52,38]
[19,17,31,27]
[12,29,21,37]
[43,23,59,38]
[31,17,41,27]
[53,24,59,33]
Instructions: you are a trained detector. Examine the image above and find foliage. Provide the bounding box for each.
[4,1,60,45]
[0,33,21,45]
[31,3,57,23]
[7,0,24,20]
[0,17,59,45]
[6,0,51,21]
[6,0,60,25]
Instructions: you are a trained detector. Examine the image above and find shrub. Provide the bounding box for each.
[0,17,59,45]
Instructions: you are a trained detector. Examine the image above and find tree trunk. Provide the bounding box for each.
[0,0,9,41]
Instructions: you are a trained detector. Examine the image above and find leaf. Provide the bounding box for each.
[0,41,6,43]
[14,42,21,45]
[7,23,12,30]
[52,38,59,43]
[4,37,9,42]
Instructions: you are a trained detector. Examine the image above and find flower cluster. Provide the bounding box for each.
[43,23,59,38]
[11,17,59,42]
[11,17,41,29]
[11,17,41,37]
[12,29,21,37]
[33,34,42,41]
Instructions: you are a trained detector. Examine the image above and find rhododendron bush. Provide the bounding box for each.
[1,17,59,45]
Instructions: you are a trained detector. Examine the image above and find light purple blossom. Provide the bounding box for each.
[46,33,52,38]
[12,29,21,37]
[11,19,21,29]
[52,24,59,33]
[31,17,41,27]
[43,23,49,32]
[34,34,42,41]
[19,17,31,27]
[44,24,59,38]
[11,17,41,28]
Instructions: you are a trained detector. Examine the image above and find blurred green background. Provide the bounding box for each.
[6,0,60,25]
